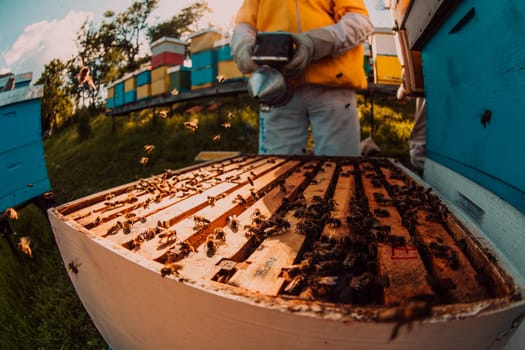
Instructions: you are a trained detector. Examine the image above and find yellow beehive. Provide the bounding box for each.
[189,29,226,53]
[151,66,169,82]
[374,55,403,85]
[151,78,169,96]
[217,61,246,81]
[124,75,136,92]
[136,84,151,100]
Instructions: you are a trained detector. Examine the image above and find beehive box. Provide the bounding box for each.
[49,155,524,349]
[215,39,233,61]
[167,66,191,93]
[191,65,217,87]
[374,55,403,85]
[136,68,151,87]
[136,84,151,101]
[217,60,246,82]
[151,52,185,69]
[189,29,225,53]
[150,36,186,56]
[0,84,50,212]
[191,49,218,69]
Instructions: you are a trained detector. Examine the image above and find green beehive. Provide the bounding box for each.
[167,66,191,93]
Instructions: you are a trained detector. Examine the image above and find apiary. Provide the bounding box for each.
[48,155,524,349]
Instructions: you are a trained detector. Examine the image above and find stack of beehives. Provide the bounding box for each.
[188,29,225,90]
[150,37,187,97]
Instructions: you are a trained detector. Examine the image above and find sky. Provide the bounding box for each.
[0,0,392,80]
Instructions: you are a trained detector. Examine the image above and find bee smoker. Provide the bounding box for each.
[247,32,295,106]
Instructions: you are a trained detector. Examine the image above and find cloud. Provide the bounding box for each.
[1,11,93,79]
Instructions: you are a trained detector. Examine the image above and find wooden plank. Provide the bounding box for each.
[228,161,337,295]
[379,164,489,303]
[319,165,356,243]
[137,159,302,260]
[92,157,283,240]
[66,156,258,224]
[177,161,318,282]
[359,162,435,305]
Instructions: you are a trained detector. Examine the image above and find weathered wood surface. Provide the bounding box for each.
[228,161,336,295]
[359,162,435,305]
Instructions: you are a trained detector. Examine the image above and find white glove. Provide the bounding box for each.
[282,28,334,77]
[231,23,259,74]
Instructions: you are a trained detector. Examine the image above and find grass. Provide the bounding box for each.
[0,92,415,348]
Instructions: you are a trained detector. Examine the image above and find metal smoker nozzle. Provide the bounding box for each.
[247,65,290,106]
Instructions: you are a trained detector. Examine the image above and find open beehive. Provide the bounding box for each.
[49,155,523,349]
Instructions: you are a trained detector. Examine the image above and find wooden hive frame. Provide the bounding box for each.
[51,155,522,344]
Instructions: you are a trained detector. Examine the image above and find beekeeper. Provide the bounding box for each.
[231,0,374,156]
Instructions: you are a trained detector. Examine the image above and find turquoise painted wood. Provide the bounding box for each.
[422,0,525,212]
[136,70,151,86]
[124,90,136,104]
[217,44,233,62]
[0,87,51,212]
[191,66,218,86]
[191,49,218,69]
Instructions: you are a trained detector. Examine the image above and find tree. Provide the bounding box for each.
[36,59,74,132]
[146,1,210,43]
[113,0,159,71]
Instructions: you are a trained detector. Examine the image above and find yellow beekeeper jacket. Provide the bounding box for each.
[235,0,370,89]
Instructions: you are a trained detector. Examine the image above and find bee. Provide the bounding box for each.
[158,230,177,245]
[216,74,227,83]
[170,88,179,96]
[76,66,96,89]
[212,134,221,142]
[184,120,198,132]
[227,112,235,119]
[213,228,226,241]
[178,240,195,255]
[5,207,19,220]
[144,144,155,154]
[205,235,218,254]
[233,194,247,205]
[221,122,231,129]
[207,196,216,206]
[139,157,149,166]
[106,221,123,235]
[67,259,81,274]
[18,236,32,257]
[326,217,342,229]
[227,215,240,231]
[157,220,169,229]
[193,215,211,230]
[247,176,254,187]
[122,220,133,234]
[284,275,305,295]
[158,110,168,119]
[160,263,182,277]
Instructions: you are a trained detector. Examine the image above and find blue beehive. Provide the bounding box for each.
[191,66,217,87]
[421,0,525,212]
[0,79,51,212]
[191,49,217,69]
[113,82,125,107]
[136,69,151,87]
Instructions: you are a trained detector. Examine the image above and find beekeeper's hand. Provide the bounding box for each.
[282,28,334,77]
[231,23,259,74]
